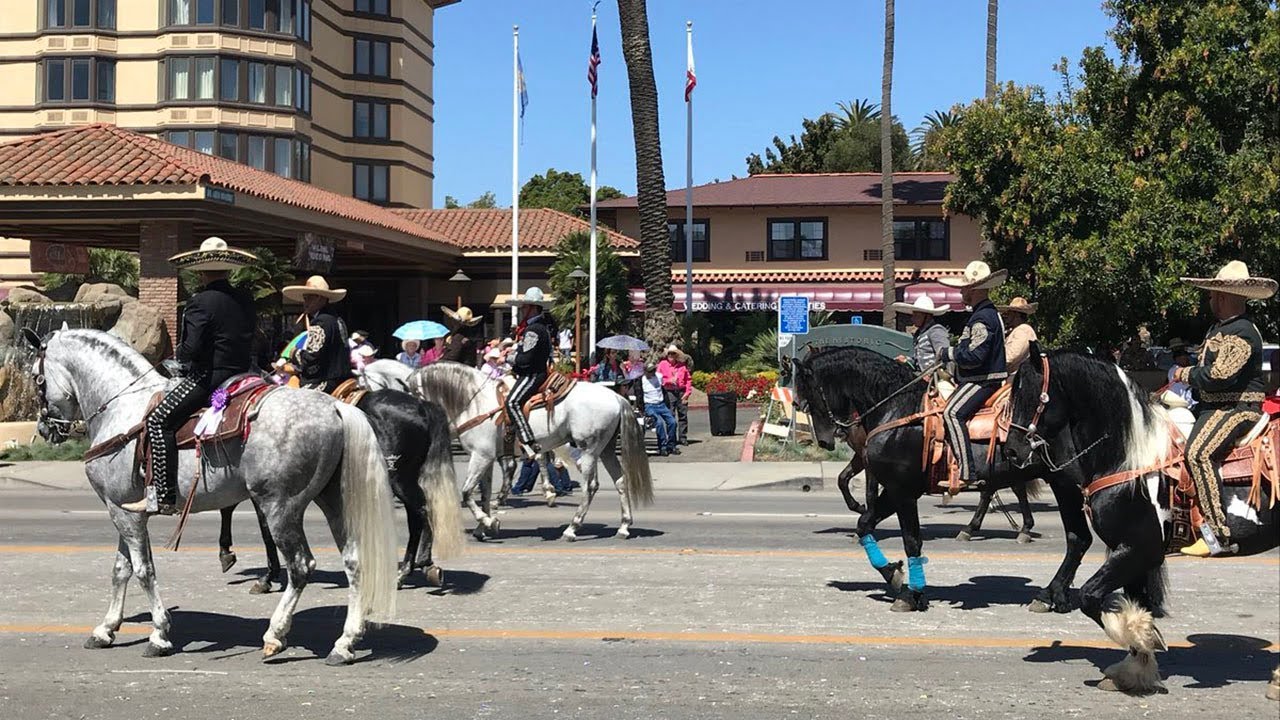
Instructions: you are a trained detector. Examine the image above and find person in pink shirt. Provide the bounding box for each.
[657,344,692,445]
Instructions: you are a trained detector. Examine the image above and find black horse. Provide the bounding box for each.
[790,346,1092,614]
[1004,350,1279,694]
[219,389,464,591]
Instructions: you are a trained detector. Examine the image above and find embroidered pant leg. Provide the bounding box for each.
[1185,408,1259,541]
[942,383,997,482]
[145,375,210,507]
[506,373,546,446]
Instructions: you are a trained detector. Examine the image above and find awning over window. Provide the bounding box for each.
[629,282,962,313]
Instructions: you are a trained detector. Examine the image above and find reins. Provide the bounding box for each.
[1007,353,1108,474]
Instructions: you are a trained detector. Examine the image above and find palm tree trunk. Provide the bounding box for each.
[617,0,678,348]
[880,0,896,327]
[985,0,998,101]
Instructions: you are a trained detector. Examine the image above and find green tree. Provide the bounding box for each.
[43,249,140,295]
[179,247,291,316]
[546,231,630,343]
[832,98,881,129]
[443,192,498,209]
[746,107,911,175]
[911,110,956,171]
[519,167,624,216]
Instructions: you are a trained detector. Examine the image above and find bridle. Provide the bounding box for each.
[30,334,158,441]
[797,361,940,437]
[1006,352,1108,472]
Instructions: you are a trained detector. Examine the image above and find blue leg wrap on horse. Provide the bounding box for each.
[859,534,889,569]
[907,556,928,591]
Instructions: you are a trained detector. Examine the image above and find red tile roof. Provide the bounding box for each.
[596,172,954,209]
[669,268,962,284]
[392,207,638,252]
[0,124,454,247]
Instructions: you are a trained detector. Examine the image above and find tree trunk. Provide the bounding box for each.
[617,0,678,350]
[985,0,998,101]
[880,0,896,327]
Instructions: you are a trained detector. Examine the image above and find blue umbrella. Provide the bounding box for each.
[597,335,649,352]
[393,320,450,341]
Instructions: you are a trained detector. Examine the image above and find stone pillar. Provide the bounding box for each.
[138,221,190,355]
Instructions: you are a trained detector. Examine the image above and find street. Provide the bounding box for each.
[0,484,1276,719]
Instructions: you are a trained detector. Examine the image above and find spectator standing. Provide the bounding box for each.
[397,339,424,368]
[421,337,446,365]
[657,345,692,445]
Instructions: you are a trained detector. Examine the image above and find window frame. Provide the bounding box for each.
[353,162,391,204]
[167,55,299,108]
[766,217,829,261]
[169,129,303,179]
[42,0,116,31]
[163,0,308,40]
[352,98,390,140]
[667,218,711,263]
[354,0,390,17]
[40,56,115,105]
[353,35,392,79]
[891,217,951,261]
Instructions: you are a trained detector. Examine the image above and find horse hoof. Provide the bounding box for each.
[1266,682,1279,701]
[325,651,353,667]
[956,530,972,542]
[424,565,445,588]
[1097,677,1119,692]
[546,494,557,508]
[615,527,631,540]
[562,529,578,542]
[248,580,272,595]
[889,589,929,613]
[143,642,175,658]
[485,519,501,539]
[877,561,905,593]
[1027,599,1052,614]
[83,634,113,649]
[219,551,237,573]
[262,641,286,659]
[472,524,487,542]
[1017,532,1033,544]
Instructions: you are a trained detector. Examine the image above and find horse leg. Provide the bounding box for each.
[107,507,173,657]
[85,536,133,649]
[255,503,314,660]
[1030,480,1091,614]
[494,454,515,510]
[311,483,376,666]
[854,474,903,592]
[461,454,498,540]
[958,488,994,542]
[248,499,283,595]
[218,505,238,573]
[540,452,559,507]
[1012,481,1035,543]
[1078,543,1167,694]
[562,452,602,542]
[890,493,929,612]
[396,471,435,588]
[599,450,633,539]
[836,459,865,514]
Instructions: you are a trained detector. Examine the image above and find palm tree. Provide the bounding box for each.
[880,0,896,327]
[910,109,957,170]
[830,99,880,130]
[986,0,998,101]
[617,0,678,348]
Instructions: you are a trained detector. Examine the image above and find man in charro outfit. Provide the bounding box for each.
[441,305,483,366]
[935,261,1009,488]
[283,275,351,393]
[505,288,555,459]
[1171,261,1276,557]
[122,238,257,515]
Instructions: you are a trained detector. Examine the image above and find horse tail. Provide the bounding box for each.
[334,402,398,622]
[419,401,464,561]
[616,395,654,507]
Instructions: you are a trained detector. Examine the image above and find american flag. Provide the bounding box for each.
[588,25,601,99]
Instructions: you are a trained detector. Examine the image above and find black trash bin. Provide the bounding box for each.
[707,392,738,436]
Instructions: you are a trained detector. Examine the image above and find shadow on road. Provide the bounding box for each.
[1024,634,1278,689]
[475,524,666,542]
[826,574,1040,610]
[814,524,1037,543]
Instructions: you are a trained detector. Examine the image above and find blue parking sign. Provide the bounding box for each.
[778,296,809,335]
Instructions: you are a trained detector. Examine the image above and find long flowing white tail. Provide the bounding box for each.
[420,403,463,560]
[617,396,654,506]
[335,403,398,621]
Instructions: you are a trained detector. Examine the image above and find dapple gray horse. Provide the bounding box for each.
[25,329,398,665]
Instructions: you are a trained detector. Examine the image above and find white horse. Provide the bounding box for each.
[403,362,653,541]
[24,328,398,665]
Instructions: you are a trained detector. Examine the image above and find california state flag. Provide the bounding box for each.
[685,25,697,102]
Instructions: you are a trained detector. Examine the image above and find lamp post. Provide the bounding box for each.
[448,269,471,310]
[568,265,589,374]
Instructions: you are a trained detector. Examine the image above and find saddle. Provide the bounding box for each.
[454,371,579,435]
[330,378,367,406]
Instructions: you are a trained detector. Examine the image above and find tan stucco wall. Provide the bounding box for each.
[0,238,35,286]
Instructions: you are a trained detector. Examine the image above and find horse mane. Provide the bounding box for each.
[409,362,483,419]
[55,329,154,378]
[800,345,922,423]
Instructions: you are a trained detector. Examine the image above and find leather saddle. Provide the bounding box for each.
[920,383,1012,495]
[495,371,578,427]
[330,378,367,406]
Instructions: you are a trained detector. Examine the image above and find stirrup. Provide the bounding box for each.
[121,485,177,515]
[521,442,542,460]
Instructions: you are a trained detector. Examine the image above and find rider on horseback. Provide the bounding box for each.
[506,288,555,459]
[122,237,257,515]
[283,276,350,393]
[936,261,1009,489]
[1173,261,1277,557]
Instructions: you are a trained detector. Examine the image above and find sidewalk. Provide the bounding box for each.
[0,459,833,493]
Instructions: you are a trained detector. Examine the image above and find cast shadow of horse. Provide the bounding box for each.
[488,524,665,542]
[226,568,349,589]
[124,607,438,664]
[1024,634,1278,690]
[814,524,1026,542]
[400,569,490,596]
[827,575,1040,611]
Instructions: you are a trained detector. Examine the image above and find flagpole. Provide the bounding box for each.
[684,20,694,318]
[587,11,599,359]
[511,25,520,327]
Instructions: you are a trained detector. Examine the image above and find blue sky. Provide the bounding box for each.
[431,1,1114,208]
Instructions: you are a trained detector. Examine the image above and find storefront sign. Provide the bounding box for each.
[779,324,913,367]
[689,300,827,313]
[27,241,90,274]
[204,187,235,204]
[293,233,336,273]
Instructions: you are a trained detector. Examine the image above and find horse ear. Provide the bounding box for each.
[780,356,793,376]
[60,321,70,332]
[20,327,42,349]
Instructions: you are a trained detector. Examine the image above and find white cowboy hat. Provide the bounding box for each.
[664,344,688,359]
[505,286,555,308]
[483,347,502,360]
[996,296,1037,315]
[355,345,377,358]
[443,305,483,327]
[282,275,347,303]
[1181,261,1278,300]
[168,236,258,272]
[889,295,951,316]
[938,260,1008,290]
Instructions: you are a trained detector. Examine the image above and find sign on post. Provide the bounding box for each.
[851,315,864,325]
[294,233,336,273]
[778,295,810,335]
[27,241,90,274]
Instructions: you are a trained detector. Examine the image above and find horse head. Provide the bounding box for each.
[27,326,80,445]
[1004,352,1057,469]
[789,356,838,451]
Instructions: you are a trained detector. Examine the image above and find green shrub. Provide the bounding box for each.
[690,370,713,391]
[0,439,89,462]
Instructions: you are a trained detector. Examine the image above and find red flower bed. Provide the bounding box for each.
[703,371,774,403]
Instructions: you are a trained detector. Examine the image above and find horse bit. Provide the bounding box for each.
[1006,353,1108,473]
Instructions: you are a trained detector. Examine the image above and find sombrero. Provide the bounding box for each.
[443,305,483,327]
[1181,261,1277,300]
[168,237,258,272]
[505,287,555,308]
[1167,338,1190,354]
[282,275,347,303]
[938,261,1008,290]
[890,296,950,316]
[997,297,1037,315]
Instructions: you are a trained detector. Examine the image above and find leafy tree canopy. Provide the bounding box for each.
[545,231,631,347]
[746,101,911,174]
[443,191,498,209]
[520,167,624,216]
[43,248,140,295]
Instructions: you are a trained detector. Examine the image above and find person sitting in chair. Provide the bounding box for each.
[282,276,350,393]
[936,261,1009,490]
[505,288,555,459]
[122,237,257,515]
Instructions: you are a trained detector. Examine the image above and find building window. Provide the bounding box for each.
[892,218,950,260]
[247,62,267,103]
[169,0,191,24]
[294,139,311,181]
[196,0,215,24]
[667,219,710,263]
[42,57,113,104]
[247,0,266,29]
[274,137,292,177]
[219,58,239,100]
[246,135,267,169]
[354,37,391,78]
[353,163,389,203]
[221,0,238,25]
[44,0,115,29]
[219,131,239,160]
[353,99,389,139]
[355,0,389,16]
[166,0,306,37]
[169,130,304,178]
[294,68,311,113]
[170,56,291,106]
[767,218,827,260]
[193,130,215,154]
[274,65,292,106]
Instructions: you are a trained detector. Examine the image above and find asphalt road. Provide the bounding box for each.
[0,486,1276,720]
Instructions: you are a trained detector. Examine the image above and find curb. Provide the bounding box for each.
[740,419,762,462]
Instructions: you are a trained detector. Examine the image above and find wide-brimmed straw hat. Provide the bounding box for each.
[938,261,1008,290]
[1167,338,1190,355]
[997,297,1037,315]
[505,287,555,308]
[664,344,688,360]
[282,275,347,303]
[168,237,258,272]
[443,305,483,327]
[1181,261,1277,300]
[890,296,950,316]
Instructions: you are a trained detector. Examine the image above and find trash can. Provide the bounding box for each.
[707,392,738,436]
